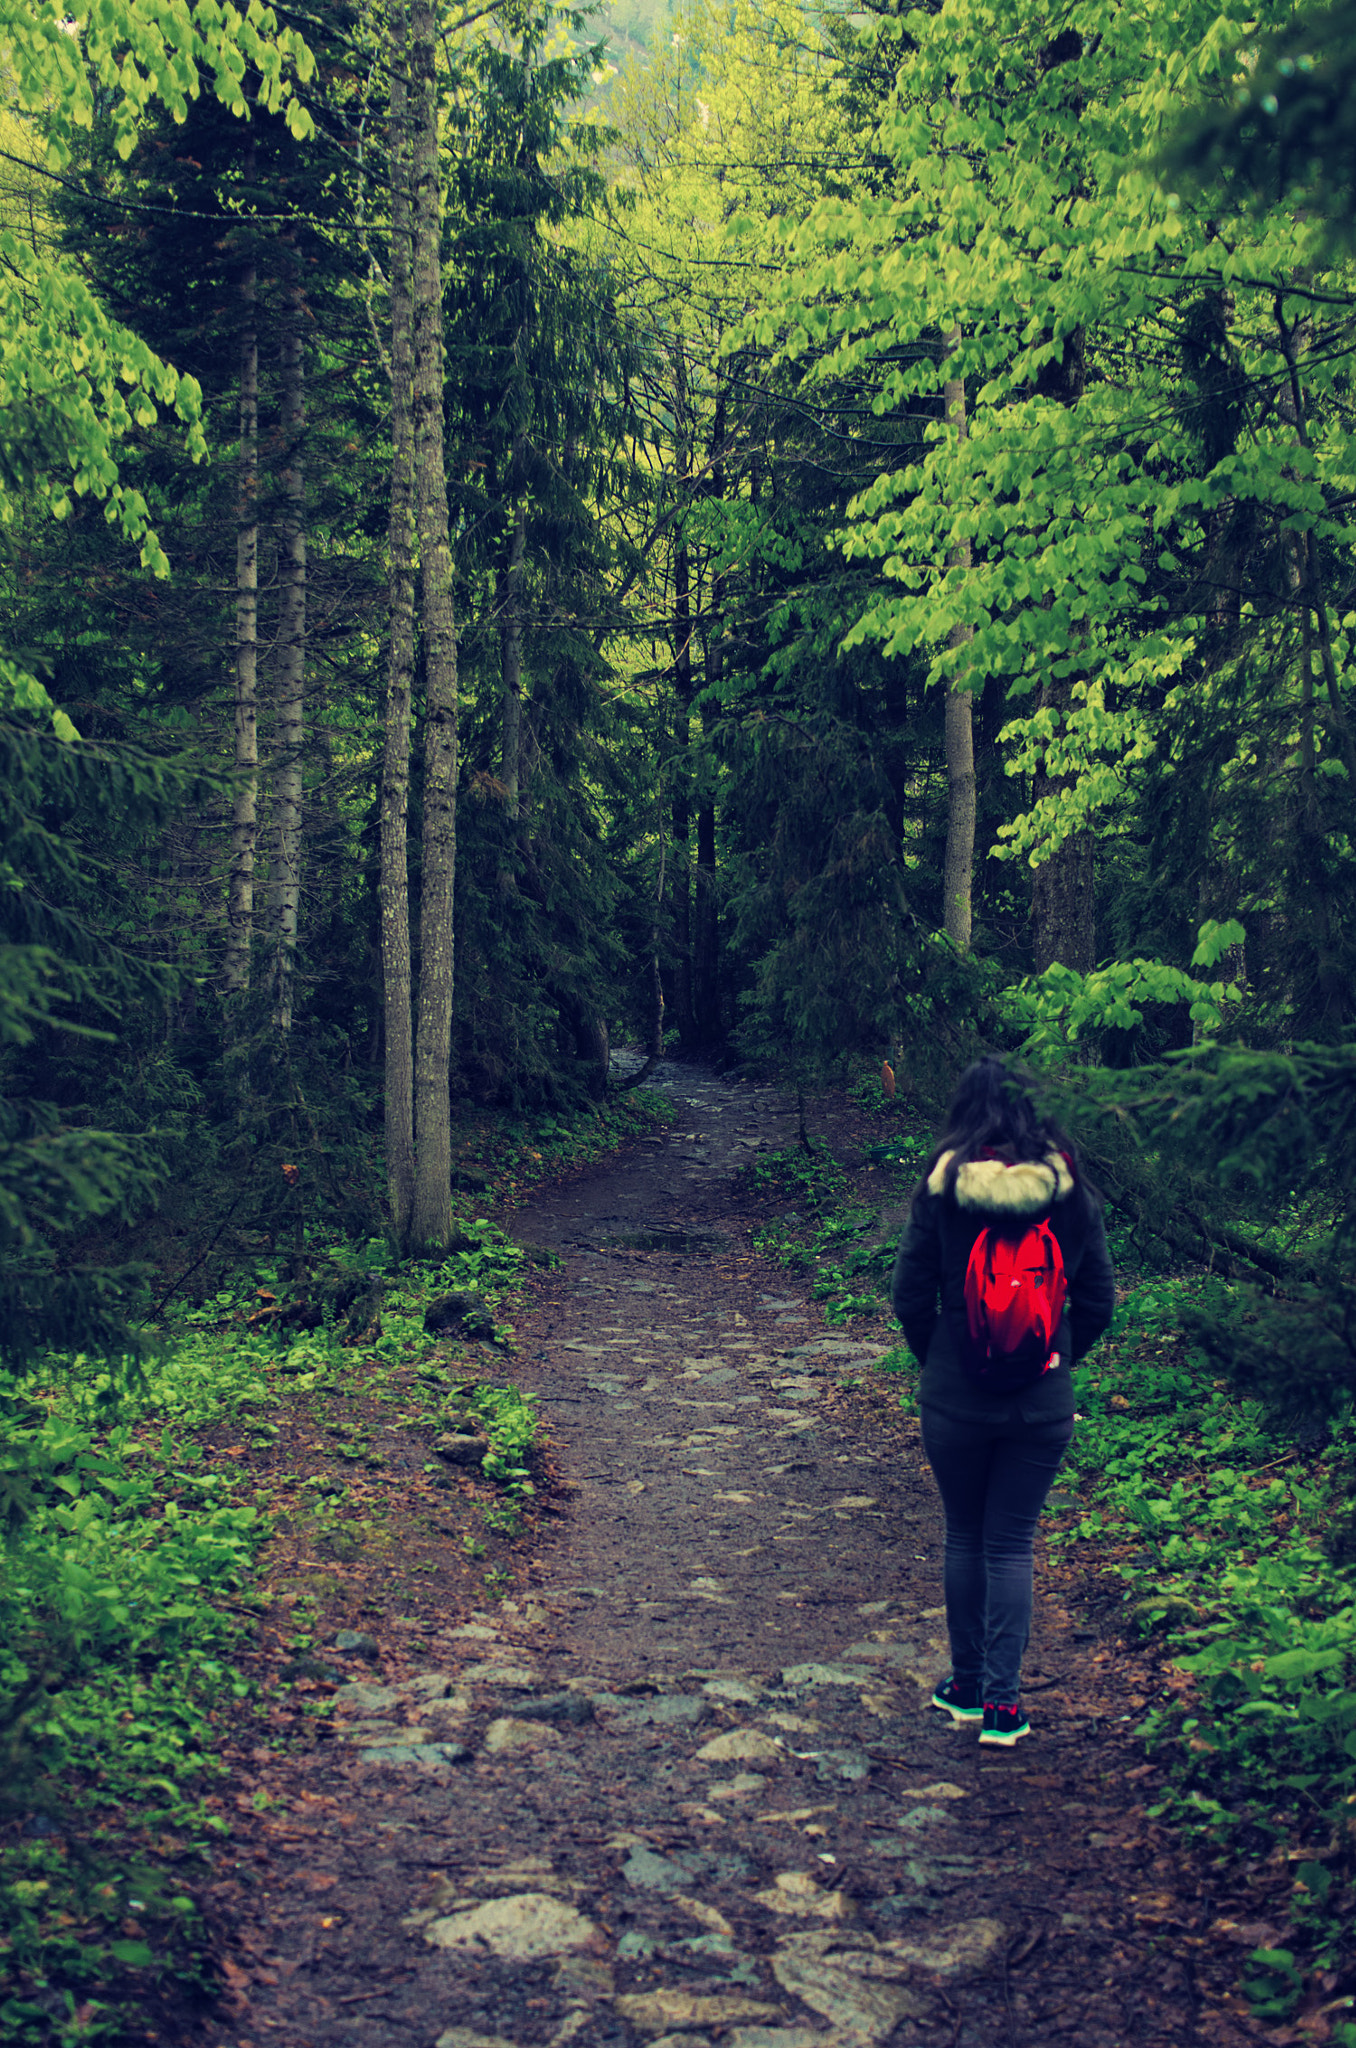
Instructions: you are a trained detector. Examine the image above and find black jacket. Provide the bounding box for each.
[890,1147,1116,1423]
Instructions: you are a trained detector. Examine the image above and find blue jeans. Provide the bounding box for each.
[920,1404,1074,1704]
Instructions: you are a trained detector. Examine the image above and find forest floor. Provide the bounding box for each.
[197,1060,1287,2048]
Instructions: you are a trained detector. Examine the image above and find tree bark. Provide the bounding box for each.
[1026,30,1095,976]
[409,0,460,1252]
[270,234,307,1035]
[225,152,258,1000]
[693,388,723,1045]
[941,329,975,954]
[382,0,416,1241]
[1029,321,1093,975]
[671,530,693,1047]
[498,471,527,875]
[1030,760,1095,974]
[669,349,694,1046]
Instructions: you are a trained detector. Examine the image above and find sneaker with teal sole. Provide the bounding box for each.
[930,1677,983,1722]
[979,1702,1031,1746]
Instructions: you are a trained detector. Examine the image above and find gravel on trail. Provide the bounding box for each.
[208,1064,1263,2048]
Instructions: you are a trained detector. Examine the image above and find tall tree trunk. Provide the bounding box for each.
[498,463,527,885]
[669,350,694,1046]
[1276,300,1352,1028]
[1029,766,1095,973]
[271,237,307,1034]
[1028,31,1095,976]
[225,157,258,1001]
[941,328,975,954]
[693,387,723,1045]
[409,0,460,1251]
[382,0,416,1241]
[1027,344,1093,971]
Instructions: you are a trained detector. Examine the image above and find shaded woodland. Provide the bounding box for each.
[3,2,1356,2026]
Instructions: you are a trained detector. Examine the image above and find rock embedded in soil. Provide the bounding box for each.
[510,1690,595,1724]
[754,1871,857,1922]
[886,1917,1007,1978]
[462,1661,537,1687]
[482,1715,564,1752]
[357,1739,471,1768]
[433,1430,489,1467]
[330,1679,400,1712]
[696,1728,783,1763]
[424,1893,599,1959]
[770,1931,934,2038]
[614,1991,786,2033]
[330,1630,380,1660]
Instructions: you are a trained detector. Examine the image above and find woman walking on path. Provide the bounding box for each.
[891,1058,1115,1746]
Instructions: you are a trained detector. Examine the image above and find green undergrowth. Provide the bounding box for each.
[0,1347,266,2044]
[0,1117,605,2043]
[451,1085,674,1202]
[748,1129,931,1325]
[1049,1278,1356,2020]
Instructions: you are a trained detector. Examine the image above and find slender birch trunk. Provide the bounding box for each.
[1029,35,1094,976]
[382,0,416,1239]
[498,471,527,865]
[669,350,694,1045]
[225,153,258,999]
[409,0,459,1251]
[1029,328,1093,974]
[941,328,976,955]
[693,388,723,1044]
[271,237,307,1034]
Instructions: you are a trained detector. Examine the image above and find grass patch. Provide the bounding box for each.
[748,1136,917,1325]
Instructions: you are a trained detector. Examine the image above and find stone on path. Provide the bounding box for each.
[462,1662,537,1687]
[355,1740,470,1768]
[755,1871,856,1922]
[770,1931,933,2039]
[331,1682,401,1714]
[614,1990,785,2033]
[702,1676,761,1704]
[483,1715,563,1752]
[433,2032,519,2048]
[780,1663,874,1688]
[725,2033,827,2048]
[424,1893,598,1959]
[696,1728,783,1763]
[887,1918,1007,1977]
[510,1690,595,1725]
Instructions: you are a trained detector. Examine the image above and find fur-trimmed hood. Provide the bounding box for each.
[926,1148,1074,1218]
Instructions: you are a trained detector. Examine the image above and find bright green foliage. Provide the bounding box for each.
[3,0,315,169]
[1003,923,1246,1054]
[731,0,1356,1031]
[460,1381,540,1494]
[0,0,313,580]
[0,1347,266,2039]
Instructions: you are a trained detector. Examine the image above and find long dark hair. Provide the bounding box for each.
[920,1056,1080,1201]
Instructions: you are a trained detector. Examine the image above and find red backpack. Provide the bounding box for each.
[960,1220,1068,1391]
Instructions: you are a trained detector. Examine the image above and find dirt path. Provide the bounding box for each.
[209,1065,1261,2048]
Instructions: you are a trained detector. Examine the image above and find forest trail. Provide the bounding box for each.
[209,1066,1259,2048]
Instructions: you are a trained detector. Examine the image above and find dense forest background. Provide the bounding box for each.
[3,0,1356,1291]
[5,7,1356,2032]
